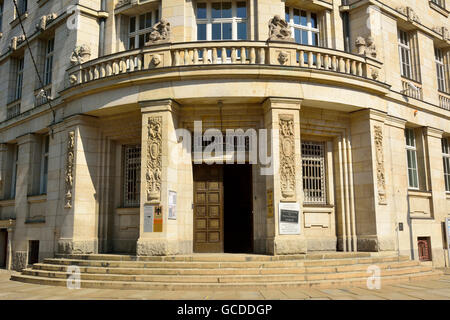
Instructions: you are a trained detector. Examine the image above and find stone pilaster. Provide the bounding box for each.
[0,144,10,199]
[57,115,100,254]
[137,99,193,256]
[263,97,304,255]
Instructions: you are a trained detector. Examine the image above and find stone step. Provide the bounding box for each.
[11,270,443,290]
[54,252,373,262]
[21,265,432,283]
[32,260,420,276]
[42,255,409,269]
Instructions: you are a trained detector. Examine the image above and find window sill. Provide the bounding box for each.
[0,199,15,207]
[429,1,449,17]
[27,194,47,204]
[25,217,45,224]
[10,12,28,28]
[408,190,432,197]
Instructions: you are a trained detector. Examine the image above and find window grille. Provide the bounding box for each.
[302,141,326,204]
[123,145,141,207]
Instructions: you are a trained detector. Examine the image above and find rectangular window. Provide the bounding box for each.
[0,1,4,33]
[435,48,447,93]
[442,138,450,192]
[128,10,159,49]
[398,30,412,79]
[123,145,141,207]
[431,0,445,8]
[16,0,27,16]
[405,128,419,189]
[14,57,24,101]
[286,7,320,46]
[40,135,49,194]
[195,1,248,41]
[44,38,54,86]
[302,141,326,204]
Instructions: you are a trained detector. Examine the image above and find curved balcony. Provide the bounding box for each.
[66,41,384,93]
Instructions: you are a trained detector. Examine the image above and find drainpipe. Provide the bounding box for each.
[341,0,350,52]
[98,0,107,57]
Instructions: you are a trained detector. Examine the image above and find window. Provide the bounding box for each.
[16,0,27,17]
[405,128,419,189]
[435,48,448,93]
[43,38,54,86]
[431,0,445,9]
[14,57,24,101]
[10,145,18,199]
[442,138,450,192]
[285,7,320,46]
[0,1,4,33]
[123,145,141,207]
[39,135,49,194]
[302,141,326,204]
[398,30,412,79]
[128,10,159,49]
[196,1,248,41]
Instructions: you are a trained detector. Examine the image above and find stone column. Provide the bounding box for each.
[6,226,14,270]
[351,109,396,251]
[137,99,193,256]
[424,127,446,266]
[263,97,304,255]
[57,115,101,254]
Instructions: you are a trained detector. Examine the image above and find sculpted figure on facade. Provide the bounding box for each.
[36,13,57,31]
[433,26,450,41]
[278,51,289,65]
[268,15,292,41]
[9,35,26,51]
[70,44,91,66]
[146,117,162,202]
[279,115,296,200]
[355,36,377,58]
[146,19,171,44]
[374,125,386,204]
[65,131,75,209]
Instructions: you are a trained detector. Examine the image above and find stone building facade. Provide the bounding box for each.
[0,0,448,271]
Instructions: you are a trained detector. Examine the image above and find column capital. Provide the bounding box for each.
[140,99,180,114]
[15,133,39,145]
[350,108,387,123]
[63,114,99,129]
[385,115,407,129]
[263,97,302,113]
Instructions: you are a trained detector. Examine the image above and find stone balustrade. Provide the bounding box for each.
[67,41,383,87]
[439,93,450,111]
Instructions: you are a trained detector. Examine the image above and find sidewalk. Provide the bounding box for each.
[1,269,450,300]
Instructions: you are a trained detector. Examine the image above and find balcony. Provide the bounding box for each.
[439,92,450,111]
[34,85,52,107]
[401,79,423,100]
[67,41,383,91]
[6,100,21,120]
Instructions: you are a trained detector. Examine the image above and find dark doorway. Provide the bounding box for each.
[223,164,253,253]
[418,237,432,261]
[0,230,7,268]
[28,240,39,265]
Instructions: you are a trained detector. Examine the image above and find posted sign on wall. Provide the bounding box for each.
[279,202,300,235]
[144,204,163,232]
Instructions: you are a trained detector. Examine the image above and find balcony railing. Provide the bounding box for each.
[34,85,52,107]
[6,100,21,120]
[401,79,423,100]
[439,92,450,111]
[67,41,383,89]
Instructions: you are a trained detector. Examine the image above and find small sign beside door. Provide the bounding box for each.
[267,189,274,218]
[279,202,300,235]
[168,190,177,220]
[144,204,163,232]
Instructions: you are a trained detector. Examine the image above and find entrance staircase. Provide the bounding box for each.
[11,252,442,290]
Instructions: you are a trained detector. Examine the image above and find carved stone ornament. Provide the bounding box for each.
[150,54,162,67]
[70,44,91,66]
[145,19,171,44]
[268,15,293,42]
[278,51,289,65]
[69,74,78,85]
[9,35,26,51]
[146,116,162,203]
[116,0,138,8]
[36,13,57,31]
[279,114,296,200]
[397,6,420,23]
[65,131,75,209]
[355,36,377,58]
[374,125,386,204]
[433,26,450,41]
[371,67,379,80]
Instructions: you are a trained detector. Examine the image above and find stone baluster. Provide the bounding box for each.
[308,51,313,68]
[120,58,127,73]
[100,63,106,78]
[299,50,305,67]
[212,48,218,64]
[345,59,351,74]
[203,48,208,64]
[136,54,143,70]
[351,60,356,75]
[241,47,246,63]
[250,48,256,64]
[106,62,112,76]
[357,62,363,77]
[184,49,190,65]
[316,53,322,69]
[259,48,265,64]
[231,48,237,63]
[221,47,227,63]
[129,56,135,72]
[339,57,345,73]
[324,54,330,70]
[193,49,199,64]
[173,50,180,66]
[332,56,337,71]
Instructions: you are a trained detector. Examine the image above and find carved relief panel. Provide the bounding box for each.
[146,116,162,203]
[65,131,75,209]
[279,114,296,201]
[374,125,386,204]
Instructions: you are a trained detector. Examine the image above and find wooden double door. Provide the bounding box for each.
[193,164,253,253]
